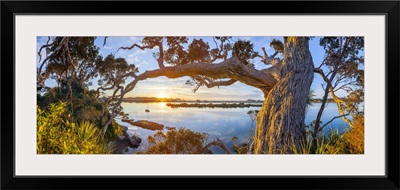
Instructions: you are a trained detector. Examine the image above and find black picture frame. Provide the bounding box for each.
[1,1,399,189]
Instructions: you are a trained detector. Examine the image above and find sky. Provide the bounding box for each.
[37,36,350,101]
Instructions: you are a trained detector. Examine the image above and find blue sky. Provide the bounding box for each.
[37,36,349,101]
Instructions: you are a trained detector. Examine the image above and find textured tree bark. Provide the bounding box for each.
[254,37,314,154]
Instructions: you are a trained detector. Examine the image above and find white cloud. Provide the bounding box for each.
[127,49,146,58]
[103,45,113,50]
[129,36,140,43]
[208,130,222,136]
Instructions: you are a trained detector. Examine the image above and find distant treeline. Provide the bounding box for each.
[166,102,262,108]
[122,97,264,103]
[122,97,184,103]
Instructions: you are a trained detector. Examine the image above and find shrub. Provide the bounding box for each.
[139,128,208,154]
[104,120,124,141]
[342,115,364,154]
[37,102,111,154]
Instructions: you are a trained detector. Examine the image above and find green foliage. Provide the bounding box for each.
[103,120,124,141]
[232,40,258,66]
[140,128,208,154]
[39,37,100,90]
[188,38,211,63]
[164,37,189,66]
[38,37,131,140]
[345,90,364,115]
[37,102,111,154]
[142,36,164,47]
[319,37,364,84]
[95,54,138,87]
[37,83,114,135]
[270,38,284,53]
[312,37,364,141]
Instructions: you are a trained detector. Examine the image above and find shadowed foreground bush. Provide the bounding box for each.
[37,102,111,154]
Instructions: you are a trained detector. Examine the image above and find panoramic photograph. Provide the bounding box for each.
[36,36,364,154]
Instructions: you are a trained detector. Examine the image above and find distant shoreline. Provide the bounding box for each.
[166,102,262,108]
[121,97,264,103]
[121,97,346,104]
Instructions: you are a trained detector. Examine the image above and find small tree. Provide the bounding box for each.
[312,37,364,139]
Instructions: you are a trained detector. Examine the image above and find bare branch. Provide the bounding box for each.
[157,41,165,68]
[334,81,356,92]
[205,79,236,88]
[96,85,117,94]
[321,113,350,130]
[207,37,229,63]
[118,41,165,68]
[260,46,281,66]
[261,47,268,58]
[271,51,279,58]
[45,37,51,44]
[192,75,236,92]
[314,68,329,83]
[37,37,69,76]
[103,36,108,47]
[212,37,219,48]
[201,138,231,154]
[116,43,155,53]
[37,37,54,63]
[263,57,281,66]
[316,54,328,69]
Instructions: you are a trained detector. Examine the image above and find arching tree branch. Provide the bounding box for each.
[201,138,232,154]
[321,113,350,130]
[132,57,276,90]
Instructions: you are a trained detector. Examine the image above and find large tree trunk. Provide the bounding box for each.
[254,37,314,154]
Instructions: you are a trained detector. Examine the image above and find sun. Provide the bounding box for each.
[158,92,168,100]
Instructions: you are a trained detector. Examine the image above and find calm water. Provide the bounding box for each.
[117,102,350,154]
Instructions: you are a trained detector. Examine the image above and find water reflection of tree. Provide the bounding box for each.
[232,110,259,154]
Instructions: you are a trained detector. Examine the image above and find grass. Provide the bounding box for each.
[293,115,364,154]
